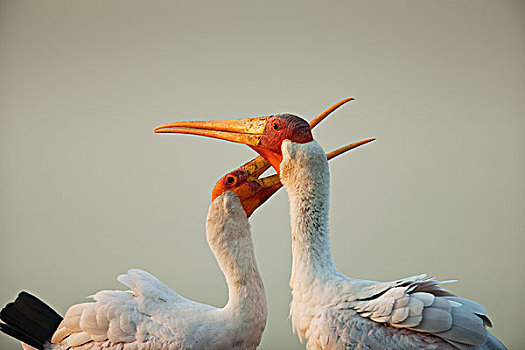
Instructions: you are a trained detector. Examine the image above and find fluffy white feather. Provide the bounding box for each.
[47,192,266,349]
[280,139,505,350]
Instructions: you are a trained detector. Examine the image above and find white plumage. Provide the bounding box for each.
[4,191,266,350]
[279,139,506,350]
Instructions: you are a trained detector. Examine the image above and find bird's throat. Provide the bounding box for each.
[281,148,339,289]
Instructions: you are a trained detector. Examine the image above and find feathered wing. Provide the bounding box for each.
[306,306,455,350]
[51,269,216,348]
[308,275,505,350]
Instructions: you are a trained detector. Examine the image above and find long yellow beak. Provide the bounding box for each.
[309,97,354,128]
[153,97,356,147]
[154,116,270,147]
[325,138,375,160]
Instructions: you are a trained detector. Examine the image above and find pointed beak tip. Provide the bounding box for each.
[362,138,376,146]
[153,125,164,133]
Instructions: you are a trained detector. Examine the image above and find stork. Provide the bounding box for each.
[153,99,506,349]
[0,99,363,350]
[0,155,272,349]
[0,141,366,350]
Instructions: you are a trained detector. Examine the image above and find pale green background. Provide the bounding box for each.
[1,1,523,349]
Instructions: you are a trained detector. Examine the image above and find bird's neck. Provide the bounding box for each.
[205,196,266,332]
[217,236,266,346]
[280,141,339,292]
[220,238,266,316]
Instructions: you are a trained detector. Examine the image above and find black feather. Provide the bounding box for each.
[0,292,63,349]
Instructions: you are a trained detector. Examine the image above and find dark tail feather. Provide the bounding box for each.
[0,292,63,350]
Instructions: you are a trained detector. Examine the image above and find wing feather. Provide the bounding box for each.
[416,307,452,333]
[343,275,494,347]
[435,306,486,345]
[65,331,91,347]
[79,304,102,335]
[411,292,435,307]
[390,305,409,323]
[393,314,422,328]
[50,326,70,343]
[61,314,81,332]
[406,297,424,317]
[49,268,212,348]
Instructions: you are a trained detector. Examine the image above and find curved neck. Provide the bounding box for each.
[221,238,266,315]
[205,195,266,322]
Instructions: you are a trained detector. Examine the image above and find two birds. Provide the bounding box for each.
[1,99,506,349]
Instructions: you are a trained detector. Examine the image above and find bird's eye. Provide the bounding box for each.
[225,175,237,185]
[272,121,281,131]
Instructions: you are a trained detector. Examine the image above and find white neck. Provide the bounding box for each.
[280,140,339,292]
[222,238,265,315]
[205,192,266,327]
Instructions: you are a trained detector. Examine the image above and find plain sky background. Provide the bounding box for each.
[1,1,523,349]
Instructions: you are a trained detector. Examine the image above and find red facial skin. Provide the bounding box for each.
[251,114,313,173]
[211,170,282,218]
[154,99,376,215]
[154,98,361,174]
[153,113,313,175]
[210,115,313,217]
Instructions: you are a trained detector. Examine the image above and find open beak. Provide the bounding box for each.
[157,98,370,217]
[238,154,272,182]
[154,116,271,147]
[325,138,375,160]
[154,98,355,146]
[309,97,354,129]
[259,137,376,190]
[212,155,280,218]
[218,137,375,218]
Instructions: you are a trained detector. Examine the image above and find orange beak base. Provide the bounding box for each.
[211,156,281,218]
